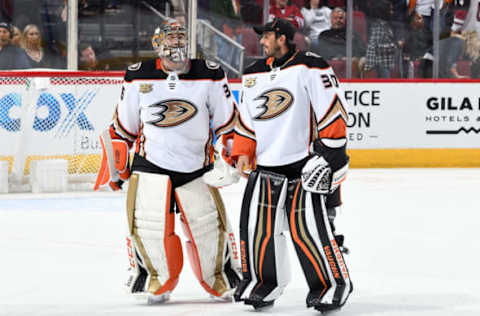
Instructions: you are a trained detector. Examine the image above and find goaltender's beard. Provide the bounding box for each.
[264,41,282,58]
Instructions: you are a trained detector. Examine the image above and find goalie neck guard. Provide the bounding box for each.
[152,20,188,68]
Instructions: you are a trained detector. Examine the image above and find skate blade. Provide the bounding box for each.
[314,305,342,314]
[254,304,273,311]
[209,289,234,302]
[146,292,171,305]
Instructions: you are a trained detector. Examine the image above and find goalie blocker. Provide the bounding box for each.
[94,129,131,191]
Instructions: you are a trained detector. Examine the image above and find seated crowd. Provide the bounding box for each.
[258,0,480,78]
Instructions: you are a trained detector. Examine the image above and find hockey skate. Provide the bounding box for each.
[245,299,274,311]
[147,292,171,305]
[209,289,235,302]
[314,303,342,314]
[244,294,275,311]
[124,264,148,294]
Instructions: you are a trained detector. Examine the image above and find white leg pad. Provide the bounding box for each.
[175,177,236,296]
[129,172,182,295]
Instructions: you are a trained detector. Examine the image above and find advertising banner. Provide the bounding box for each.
[1,76,478,171]
[231,82,480,149]
[0,77,123,158]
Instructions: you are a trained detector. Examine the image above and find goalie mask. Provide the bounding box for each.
[152,20,188,66]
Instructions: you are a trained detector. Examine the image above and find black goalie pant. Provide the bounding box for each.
[234,170,352,308]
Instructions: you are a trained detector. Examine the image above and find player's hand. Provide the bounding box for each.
[236,155,251,179]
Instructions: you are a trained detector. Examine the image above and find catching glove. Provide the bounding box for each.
[301,139,349,194]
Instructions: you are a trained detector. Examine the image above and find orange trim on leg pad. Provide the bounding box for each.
[154,184,183,295]
[153,232,182,295]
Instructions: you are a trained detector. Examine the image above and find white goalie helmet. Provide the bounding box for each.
[152,19,188,65]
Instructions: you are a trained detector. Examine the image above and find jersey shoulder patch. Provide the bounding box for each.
[205,60,220,70]
[128,62,142,71]
[305,51,321,58]
[124,59,166,82]
[299,51,330,70]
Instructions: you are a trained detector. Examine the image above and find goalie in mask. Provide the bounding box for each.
[94,19,241,303]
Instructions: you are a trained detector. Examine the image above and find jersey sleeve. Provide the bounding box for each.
[109,72,139,147]
[207,68,237,139]
[231,78,256,161]
[305,57,348,148]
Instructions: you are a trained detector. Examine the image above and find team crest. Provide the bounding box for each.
[254,88,294,120]
[244,77,256,88]
[146,99,197,127]
[139,84,153,94]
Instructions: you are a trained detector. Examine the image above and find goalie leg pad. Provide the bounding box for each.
[125,172,183,296]
[175,178,240,297]
[287,180,352,308]
[234,170,291,304]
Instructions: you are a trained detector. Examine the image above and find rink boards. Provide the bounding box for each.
[0,73,478,170]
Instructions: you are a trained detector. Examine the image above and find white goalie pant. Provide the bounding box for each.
[125,171,240,298]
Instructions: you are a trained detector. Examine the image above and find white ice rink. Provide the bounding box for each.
[1,168,480,316]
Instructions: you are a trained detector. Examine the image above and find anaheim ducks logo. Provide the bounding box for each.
[253,89,294,120]
[146,99,197,127]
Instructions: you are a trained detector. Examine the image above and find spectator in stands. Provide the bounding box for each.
[10,25,21,47]
[301,0,332,47]
[413,0,449,31]
[269,0,305,30]
[315,7,366,61]
[419,27,480,78]
[21,24,58,68]
[362,0,397,78]
[0,22,30,69]
[78,43,111,70]
[404,11,432,63]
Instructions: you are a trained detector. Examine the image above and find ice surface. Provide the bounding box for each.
[1,169,480,316]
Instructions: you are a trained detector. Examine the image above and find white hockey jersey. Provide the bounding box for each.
[232,50,348,167]
[109,59,237,173]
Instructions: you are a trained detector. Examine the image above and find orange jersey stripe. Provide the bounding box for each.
[232,133,256,161]
[318,116,347,139]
